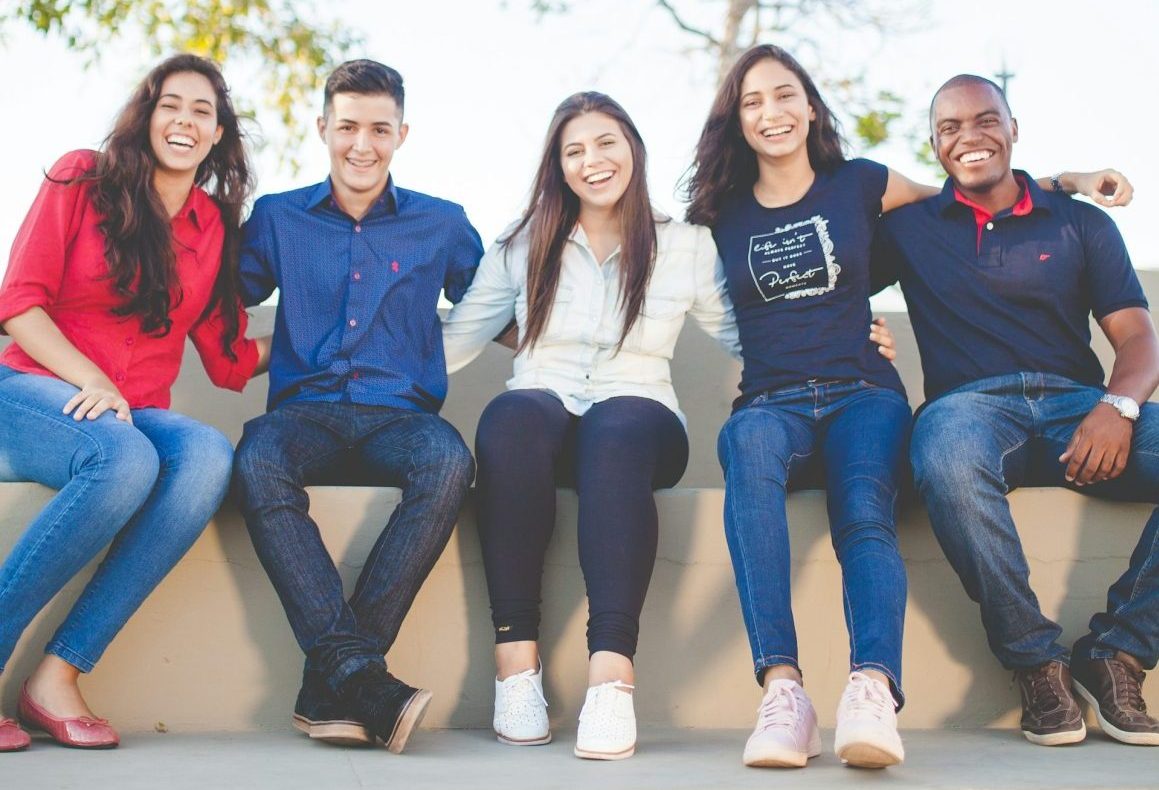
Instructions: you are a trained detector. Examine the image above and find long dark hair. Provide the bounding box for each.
[73,54,253,356]
[684,44,845,226]
[503,92,658,353]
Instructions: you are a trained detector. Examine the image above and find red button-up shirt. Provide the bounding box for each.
[0,150,257,408]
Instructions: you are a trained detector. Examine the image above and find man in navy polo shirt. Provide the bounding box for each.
[874,74,1159,747]
[231,60,483,752]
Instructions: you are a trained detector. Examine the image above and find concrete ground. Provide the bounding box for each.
[3,728,1153,790]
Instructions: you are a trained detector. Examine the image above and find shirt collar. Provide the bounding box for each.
[173,185,211,229]
[307,176,400,217]
[938,169,1049,219]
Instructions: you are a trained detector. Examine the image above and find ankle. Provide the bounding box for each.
[762,664,803,690]
[588,651,634,689]
[495,641,539,680]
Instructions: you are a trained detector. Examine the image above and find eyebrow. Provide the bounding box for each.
[159,93,215,107]
[335,118,394,128]
[937,109,1002,126]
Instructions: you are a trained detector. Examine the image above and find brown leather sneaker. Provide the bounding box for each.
[1014,661,1085,745]
[1072,656,1159,746]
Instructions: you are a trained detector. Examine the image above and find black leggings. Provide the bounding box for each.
[474,390,689,659]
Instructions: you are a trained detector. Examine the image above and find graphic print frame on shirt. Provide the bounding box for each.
[748,215,840,302]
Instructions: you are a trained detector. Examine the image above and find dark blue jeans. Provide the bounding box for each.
[232,402,474,690]
[718,380,911,703]
[911,373,1159,670]
[474,390,688,659]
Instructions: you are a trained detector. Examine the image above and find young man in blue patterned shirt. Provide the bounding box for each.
[232,59,484,753]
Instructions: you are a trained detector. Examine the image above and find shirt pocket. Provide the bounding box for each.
[620,295,686,356]
[516,285,577,345]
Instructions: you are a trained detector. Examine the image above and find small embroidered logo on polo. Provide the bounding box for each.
[1039,253,1052,262]
[391,260,400,273]
[497,625,511,632]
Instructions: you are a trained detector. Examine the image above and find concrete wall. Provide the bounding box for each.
[1,272,1157,732]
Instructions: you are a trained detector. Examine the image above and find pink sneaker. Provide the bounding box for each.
[742,679,822,768]
[834,672,904,767]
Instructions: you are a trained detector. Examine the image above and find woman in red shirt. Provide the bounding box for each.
[0,54,267,751]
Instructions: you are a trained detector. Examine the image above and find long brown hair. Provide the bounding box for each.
[684,44,846,227]
[503,92,658,354]
[72,54,253,356]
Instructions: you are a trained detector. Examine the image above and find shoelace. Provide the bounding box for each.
[841,674,892,721]
[755,684,800,732]
[1109,661,1148,714]
[1024,666,1061,709]
[500,668,548,709]
[584,681,634,719]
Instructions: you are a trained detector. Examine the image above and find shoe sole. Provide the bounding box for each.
[1073,680,1159,746]
[383,688,433,754]
[496,731,552,746]
[837,742,903,768]
[1021,720,1086,746]
[573,744,635,760]
[744,727,821,768]
[291,713,374,746]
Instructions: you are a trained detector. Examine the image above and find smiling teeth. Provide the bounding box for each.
[585,171,613,184]
[166,134,195,147]
[959,150,993,163]
[762,126,792,137]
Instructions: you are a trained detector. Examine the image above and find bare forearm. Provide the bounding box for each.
[1105,331,1159,404]
[252,334,272,376]
[1,307,113,388]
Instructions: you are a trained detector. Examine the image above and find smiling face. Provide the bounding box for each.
[737,57,815,164]
[931,81,1019,198]
[148,71,223,180]
[559,111,634,215]
[318,91,408,211]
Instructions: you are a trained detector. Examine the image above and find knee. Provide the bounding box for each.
[476,391,557,458]
[87,425,161,496]
[414,422,475,489]
[231,429,292,504]
[717,410,794,479]
[910,402,995,495]
[170,423,234,487]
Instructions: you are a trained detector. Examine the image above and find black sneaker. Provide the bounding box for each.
[1071,654,1159,746]
[1014,661,1085,746]
[292,668,373,746]
[338,661,433,753]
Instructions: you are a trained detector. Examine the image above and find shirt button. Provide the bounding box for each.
[125,337,134,346]
[115,373,125,382]
[985,222,994,230]
[349,319,358,328]
[351,371,360,380]
[354,224,362,233]
[353,272,361,281]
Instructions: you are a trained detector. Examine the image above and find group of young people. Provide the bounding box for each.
[0,45,1156,770]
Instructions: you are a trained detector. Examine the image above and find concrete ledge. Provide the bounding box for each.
[1,483,1154,732]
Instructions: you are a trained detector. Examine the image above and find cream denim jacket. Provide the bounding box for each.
[442,218,740,427]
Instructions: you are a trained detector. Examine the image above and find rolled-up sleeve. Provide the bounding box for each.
[189,299,259,391]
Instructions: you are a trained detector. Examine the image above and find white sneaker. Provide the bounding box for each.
[493,666,551,746]
[743,679,822,768]
[574,681,636,760]
[834,671,905,767]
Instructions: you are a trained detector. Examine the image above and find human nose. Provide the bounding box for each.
[352,129,372,151]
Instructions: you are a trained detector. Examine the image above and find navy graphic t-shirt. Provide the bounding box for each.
[712,158,905,406]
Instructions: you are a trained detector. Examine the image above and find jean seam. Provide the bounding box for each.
[46,640,96,673]
[721,425,767,662]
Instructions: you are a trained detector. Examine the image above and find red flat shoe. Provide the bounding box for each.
[0,718,31,752]
[18,682,119,749]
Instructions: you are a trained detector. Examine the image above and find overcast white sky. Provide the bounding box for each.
[3,0,1157,287]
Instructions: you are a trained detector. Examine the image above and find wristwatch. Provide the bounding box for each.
[1100,393,1140,422]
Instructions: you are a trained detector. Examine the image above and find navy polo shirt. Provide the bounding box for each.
[712,158,905,407]
[240,177,484,412]
[872,171,1148,403]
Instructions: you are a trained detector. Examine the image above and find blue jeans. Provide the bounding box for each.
[0,366,233,673]
[232,402,475,690]
[718,380,911,703]
[911,372,1159,670]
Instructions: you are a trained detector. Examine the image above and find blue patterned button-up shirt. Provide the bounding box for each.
[240,177,483,412]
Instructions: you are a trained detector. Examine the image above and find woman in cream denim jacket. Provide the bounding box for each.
[441,92,739,761]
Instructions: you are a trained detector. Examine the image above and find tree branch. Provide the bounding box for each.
[654,0,720,47]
